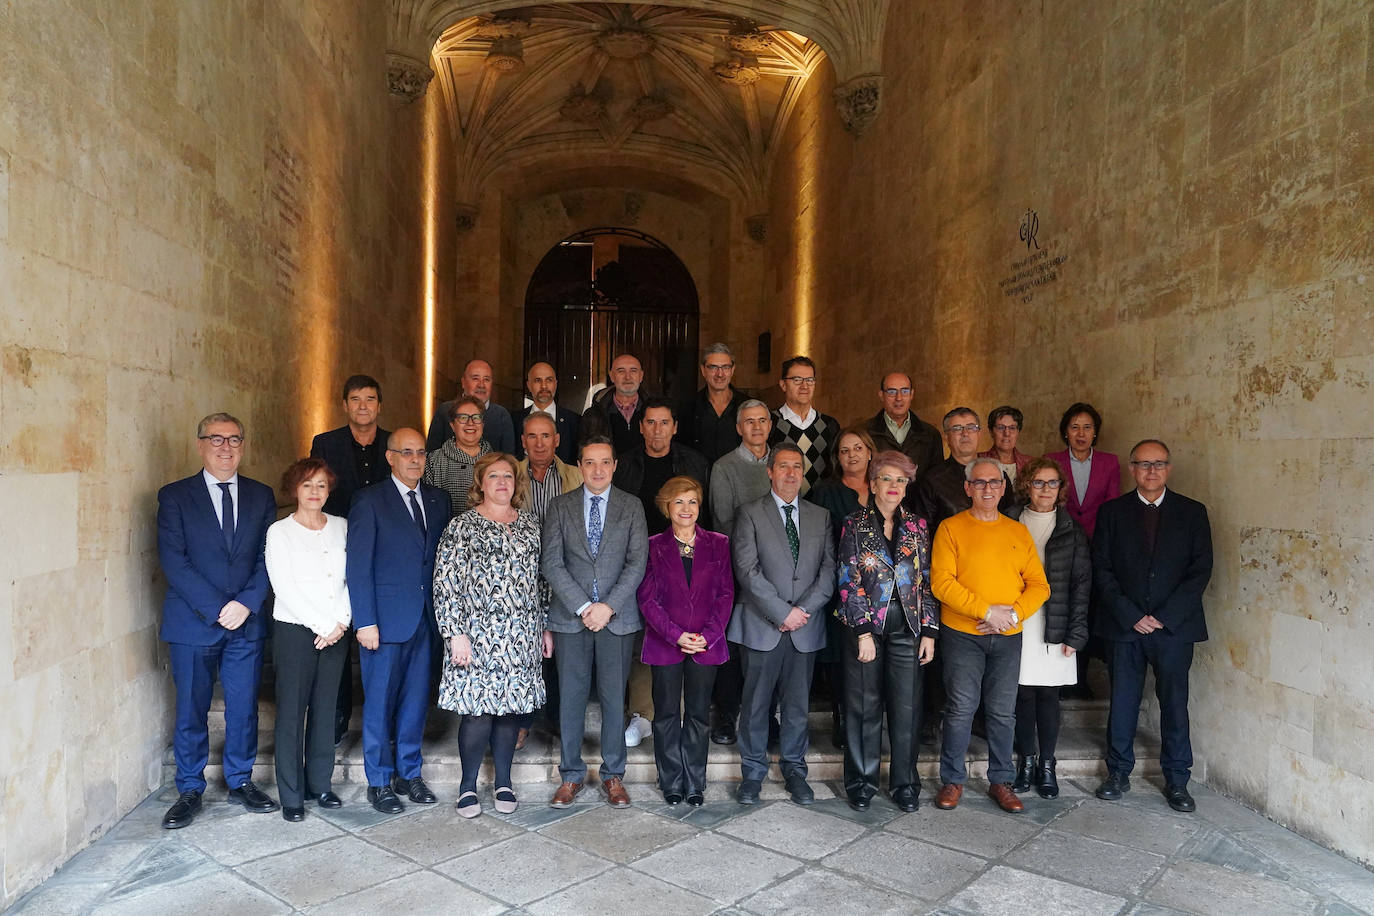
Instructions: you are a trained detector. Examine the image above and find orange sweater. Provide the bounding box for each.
[930,511,1050,635]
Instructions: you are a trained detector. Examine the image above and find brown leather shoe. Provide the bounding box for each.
[934,783,963,810]
[602,776,631,808]
[550,781,583,808]
[988,782,1025,813]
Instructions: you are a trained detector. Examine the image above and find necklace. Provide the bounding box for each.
[674,532,696,557]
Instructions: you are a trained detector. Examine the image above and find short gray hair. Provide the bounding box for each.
[964,456,1003,481]
[197,412,244,438]
[701,342,734,365]
[738,398,768,413]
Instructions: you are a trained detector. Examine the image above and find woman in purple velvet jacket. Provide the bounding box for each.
[636,476,735,807]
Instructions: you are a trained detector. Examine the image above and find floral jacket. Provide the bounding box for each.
[836,504,939,637]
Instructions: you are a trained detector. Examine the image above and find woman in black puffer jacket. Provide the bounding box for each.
[1006,457,1091,798]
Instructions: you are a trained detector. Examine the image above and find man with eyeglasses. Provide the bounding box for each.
[912,407,1013,531]
[425,358,516,455]
[768,355,840,496]
[681,343,750,463]
[1093,440,1212,814]
[157,413,280,828]
[865,372,943,483]
[930,457,1050,814]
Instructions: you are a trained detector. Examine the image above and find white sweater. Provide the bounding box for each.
[265,515,351,636]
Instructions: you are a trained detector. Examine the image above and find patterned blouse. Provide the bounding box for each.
[836,504,939,637]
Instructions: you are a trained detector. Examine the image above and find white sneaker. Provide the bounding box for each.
[624,713,651,747]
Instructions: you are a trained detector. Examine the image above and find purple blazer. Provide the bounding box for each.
[1046,449,1120,540]
[636,529,734,666]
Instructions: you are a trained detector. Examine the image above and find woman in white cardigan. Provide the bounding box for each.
[265,458,352,822]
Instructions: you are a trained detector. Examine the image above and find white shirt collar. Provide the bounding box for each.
[391,474,420,496]
[1137,488,1167,507]
[531,402,558,421]
[779,404,816,427]
[202,469,238,489]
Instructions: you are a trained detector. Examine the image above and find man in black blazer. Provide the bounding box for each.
[612,397,711,534]
[515,361,580,464]
[1092,439,1213,813]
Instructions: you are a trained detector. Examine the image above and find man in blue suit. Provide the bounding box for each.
[157,412,280,829]
[346,427,451,814]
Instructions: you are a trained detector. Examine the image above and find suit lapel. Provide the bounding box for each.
[385,483,425,546]
[228,483,251,555]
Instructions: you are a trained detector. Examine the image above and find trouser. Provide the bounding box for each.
[273,622,347,806]
[553,628,636,782]
[842,628,924,797]
[738,639,816,783]
[1106,635,1194,785]
[168,636,265,793]
[334,631,357,739]
[1014,685,1062,759]
[649,659,718,794]
[939,628,1022,786]
[711,640,745,723]
[358,624,432,786]
[518,655,560,731]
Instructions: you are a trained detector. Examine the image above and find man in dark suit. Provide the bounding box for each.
[515,360,580,464]
[157,412,280,828]
[346,427,451,814]
[309,373,391,742]
[541,436,649,809]
[1093,439,1213,813]
[680,342,749,463]
[728,442,836,806]
[864,371,943,482]
[612,397,711,534]
[425,358,516,453]
[912,407,1013,528]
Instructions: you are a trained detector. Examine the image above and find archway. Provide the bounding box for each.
[523,227,700,410]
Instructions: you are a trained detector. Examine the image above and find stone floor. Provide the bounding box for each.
[11,775,1373,915]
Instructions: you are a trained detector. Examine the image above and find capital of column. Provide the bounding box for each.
[833,74,883,137]
[387,51,434,103]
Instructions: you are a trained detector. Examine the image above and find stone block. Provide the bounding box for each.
[741,868,911,915]
[1210,59,1281,162]
[1246,0,1320,68]
[1332,274,1374,359]
[0,147,8,239]
[716,801,866,860]
[236,835,417,909]
[822,831,985,901]
[1315,439,1374,540]
[98,867,289,916]
[944,864,1127,915]
[2,748,67,896]
[529,865,717,916]
[539,803,696,864]
[1181,151,1256,232]
[0,348,106,473]
[6,159,119,277]
[629,831,798,906]
[1267,612,1325,694]
[1147,858,1317,914]
[436,832,611,906]
[1006,828,1165,895]
[884,802,1040,858]
[1185,0,1246,101]
[1313,699,1374,776]
[0,471,78,581]
[10,560,104,680]
[0,250,74,354]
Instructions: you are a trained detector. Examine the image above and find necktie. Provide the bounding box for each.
[588,494,603,601]
[217,482,234,548]
[408,489,426,538]
[783,504,799,564]
[1142,502,1159,556]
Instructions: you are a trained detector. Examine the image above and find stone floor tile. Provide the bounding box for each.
[525,865,717,916]
[808,794,905,827]
[1187,785,1283,833]
[647,800,748,829]
[181,806,345,865]
[92,868,291,915]
[539,805,696,863]
[883,803,1041,858]
[435,832,612,905]
[1146,859,1319,915]
[630,832,801,905]
[740,868,910,915]
[1234,825,1374,889]
[717,802,867,860]
[942,865,1126,916]
[753,779,838,801]
[1179,825,1291,879]
[1051,801,1200,856]
[301,869,506,916]
[8,881,109,914]
[236,835,419,908]
[97,841,219,900]
[1004,828,1166,896]
[1324,875,1374,913]
[360,802,523,865]
[1320,901,1374,916]
[308,782,436,832]
[820,831,986,901]
[1121,905,1193,915]
[42,840,149,885]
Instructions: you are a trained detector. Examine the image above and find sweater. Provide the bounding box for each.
[930,510,1050,636]
[265,515,352,637]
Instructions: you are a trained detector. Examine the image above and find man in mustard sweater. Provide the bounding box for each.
[930,457,1050,813]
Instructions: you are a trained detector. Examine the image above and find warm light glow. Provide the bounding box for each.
[422,83,439,420]
[792,107,819,358]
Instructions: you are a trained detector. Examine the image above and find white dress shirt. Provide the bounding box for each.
[201,469,239,527]
[772,490,801,537]
[391,474,426,528]
[778,404,816,427]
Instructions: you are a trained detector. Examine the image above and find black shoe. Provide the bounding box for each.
[664,792,684,806]
[737,780,761,805]
[686,791,705,807]
[846,792,870,811]
[710,721,738,745]
[393,776,437,804]
[1036,758,1059,799]
[227,781,280,813]
[1164,784,1196,813]
[785,774,814,806]
[281,806,305,822]
[367,785,405,814]
[1095,772,1131,801]
[891,785,920,812]
[161,791,202,829]
[767,716,781,753]
[313,791,343,809]
[1013,754,1037,793]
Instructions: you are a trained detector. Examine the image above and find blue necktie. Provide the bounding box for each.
[217,482,234,549]
[408,489,426,538]
[588,494,603,601]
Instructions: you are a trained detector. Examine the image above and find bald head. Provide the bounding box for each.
[610,354,643,399]
[526,361,557,409]
[385,427,427,487]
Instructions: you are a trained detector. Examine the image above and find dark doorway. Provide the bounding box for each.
[523,227,700,411]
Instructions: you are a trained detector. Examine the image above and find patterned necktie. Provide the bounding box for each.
[217,482,234,548]
[783,504,799,564]
[588,494,603,601]
[408,489,426,538]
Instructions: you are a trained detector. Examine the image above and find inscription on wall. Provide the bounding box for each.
[998,208,1068,303]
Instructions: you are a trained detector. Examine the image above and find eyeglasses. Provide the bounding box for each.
[452,413,484,425]
[1029,479,1062,490]
[199,435,244,448]
[782,376,817,386]
[945,424,981,435]
[968,478,1004,490]
[881,387,912,397]
[704,363,734,372]
[387,448,426,458]
[876,475,910,486]
[993,424,1021,433]
[1130,460,1170,471]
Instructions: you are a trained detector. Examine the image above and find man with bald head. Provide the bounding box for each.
[516,361,580,465]
[426,358,516,453]
[865,371,943,483]
[581,353,647,456]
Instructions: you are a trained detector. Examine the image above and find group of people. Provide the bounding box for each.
[156,343,1213,830]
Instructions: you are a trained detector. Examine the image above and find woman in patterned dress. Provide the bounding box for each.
[433,452,552,818]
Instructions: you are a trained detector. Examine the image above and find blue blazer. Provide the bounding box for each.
[157,473,276,645]
[309,424,392,518]
[346,479,451,643]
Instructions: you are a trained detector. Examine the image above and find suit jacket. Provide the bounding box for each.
[613,443,712,530]
[310,424,392,518]
[1092,489,1212,644]
[866,409,945,482]
[727,493,836,653]
[157,473,276,645]
[426,400,516,454]
[540,485,649,636]
[1046,449,1120,540]
[637,530,734,666]
[836,504,939,636]
[345,479,450,643]
[514,405,581,465]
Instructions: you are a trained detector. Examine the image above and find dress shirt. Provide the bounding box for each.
[771,490,801,538]
[778,404,816,427]
[883,412,911,445]
[1137,488,1167,508]
[201,470,239,528]
[1070,450,1093,504]
[531,402,558,422]
[613,394,640,424]
[582,485,611,535]
[526,462,561,521]
[265,515,351,636]
[391,474,426,528]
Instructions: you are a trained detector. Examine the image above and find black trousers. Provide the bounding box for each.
[1106,635,1194,785]
[1014,685,1062,758]
[841,628,924,797]
[274,622,347,807]
[712,640,745,722]
[649,659,718,794]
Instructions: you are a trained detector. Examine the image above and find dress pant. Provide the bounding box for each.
[1106,634,1194,785]
[553,628,636,783]
[274,622,347,807]
[939,628,1022,786]
[842,627,923,798]
[334,630,357,739]
[168,636,265,793]
[711,640,745,723]
[739,638,816,783]
[358,624,432,787]
[649,658,718,794]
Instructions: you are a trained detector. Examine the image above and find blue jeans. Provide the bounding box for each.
[939,628,1022,785]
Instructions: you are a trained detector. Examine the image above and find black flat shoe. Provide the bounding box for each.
[393,776,437,804]
[1164,784,1196,813]
[1095,772,1131,801]
[227,781,280,813]
[281,807,305,822]
[737,780,761,805]
[313,791,343,809]
[846,793,870,811]
[891,785,920,812]
[664,792,684,806]
[686,791,704,807]
[367,785,405,814]
[710,722,737,745]
[161,791,202,829]
[785,775,814,806]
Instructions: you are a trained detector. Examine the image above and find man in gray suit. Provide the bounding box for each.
[541,435,649,809]
[728,442,836,806]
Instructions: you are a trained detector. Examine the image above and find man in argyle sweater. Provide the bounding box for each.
[768,356,840,496]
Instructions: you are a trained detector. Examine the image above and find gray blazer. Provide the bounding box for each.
[541,485,648,636]
[727,493,836,652]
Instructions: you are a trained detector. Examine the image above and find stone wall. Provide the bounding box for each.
[0,1,449,904]
[761,0,1373,863]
